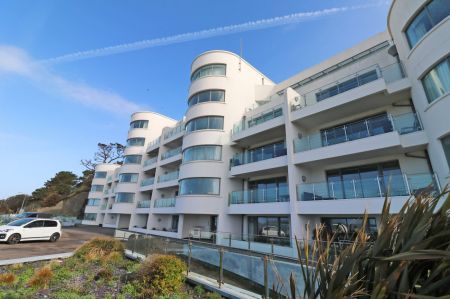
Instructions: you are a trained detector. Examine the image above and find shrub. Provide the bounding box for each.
[204,292,222,299]
[28,266,53,289]
[0,273,17,285]
[94,267,113,281]
[75,237,124,262]
[138,254,187,298]
[194,285,205,296]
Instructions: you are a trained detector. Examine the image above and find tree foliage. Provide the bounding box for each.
[81,142,124,170]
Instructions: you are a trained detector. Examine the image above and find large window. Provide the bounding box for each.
[248,177,289,202]
[94,171,107,179]
[83,213,97,221]
[442,135,450,170]
[179,178,220,195]
[188,90,225,107]
[422,57,450,103]
[191,64,226,82]
[90,185,104,192]
[183,145,222,162]
[87,198,100,206]
[326,161,403,198]
[119,173,139,183]
[127,137,145,146]
[248,216,290,246]
[129,120,148,129]
[116,192,135,203]
[123,155,142,164]
[322,217,377,241]
[185,116,224,133]
[406,0,450,48]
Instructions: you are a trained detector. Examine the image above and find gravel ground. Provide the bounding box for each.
[0,225,115,260]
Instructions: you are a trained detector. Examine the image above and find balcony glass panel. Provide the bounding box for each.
[232,106,283,134]
[297,173,439,201]
[294,112,421,153]
[231,141,286,167]
[161,146,182,160]
[230,186,289,204]
[183,145,222,162]
[115,192,135,203]
[140,177,155,186]
[154,197,176,208]
[137,200,151,208]
[291,62,405,111]
[163,122,185,139]
[143,157,158,167]
[127,137,145,147]
[158,171,179,183]
[123,155,142,164]
[119,173,139,183]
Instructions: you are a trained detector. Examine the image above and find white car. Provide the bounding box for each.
[0,218,62,244]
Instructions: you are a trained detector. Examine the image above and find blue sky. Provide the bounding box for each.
[0,0,390,198]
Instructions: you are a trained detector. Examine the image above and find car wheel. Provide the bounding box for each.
[49,233,60,242]
[7,233,21,244]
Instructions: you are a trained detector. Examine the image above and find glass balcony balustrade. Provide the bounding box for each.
[143,157,157,167]
[163,122,185,140]
[291,62,405,111]
[140,177,155,187]
[157,171,179,183]
[232,105,283,135]
[154,197,176,208]
[297,173,440,201]
[137,200,151,208]
[230,143,287,167]
[229,186,290,205]
[161,146,182,160]
[293,112,422,153]
[146,137,160,151]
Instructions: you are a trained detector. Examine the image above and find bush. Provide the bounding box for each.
[94,267,113,281]
[28,266,53,289]
[204,292,222,299]
[75,237,124,262]
[138,254,187,298]
[0,273,17,285]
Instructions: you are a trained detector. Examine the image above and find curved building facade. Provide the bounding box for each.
[84,2,449,258]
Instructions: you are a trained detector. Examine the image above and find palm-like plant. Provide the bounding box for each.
[281,187,450,298]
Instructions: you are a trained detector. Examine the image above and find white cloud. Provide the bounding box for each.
[41,2,389,64]
[0,46,141,116]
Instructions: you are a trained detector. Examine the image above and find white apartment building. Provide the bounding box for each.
[83,0,450,255]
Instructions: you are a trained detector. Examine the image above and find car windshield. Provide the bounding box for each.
[7,218,34,226]
[14,213,31,219]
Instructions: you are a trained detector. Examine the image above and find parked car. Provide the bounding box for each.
[0,218,61,244]
[14,212,53,220]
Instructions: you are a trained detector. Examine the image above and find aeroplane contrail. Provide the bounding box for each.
[41,1,389,64]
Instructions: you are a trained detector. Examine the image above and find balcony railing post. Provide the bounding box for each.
[263,255,269,299]
[187,241,192,275]
[352,179,357,198]
[434,173,442,193]
[312,184,316,201]
[403,173,411,195]
[365,119,370,136]
[344,125,348,142]
[331,182,335,199]
[218,248,224,288]
[377,176,383,198]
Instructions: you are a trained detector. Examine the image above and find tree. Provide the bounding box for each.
[81,142,125,170]
[32,171,79,201]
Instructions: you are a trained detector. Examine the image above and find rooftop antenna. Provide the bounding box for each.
[239,38,243,71]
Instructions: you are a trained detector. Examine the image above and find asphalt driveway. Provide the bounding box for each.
[0,225,115,260]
